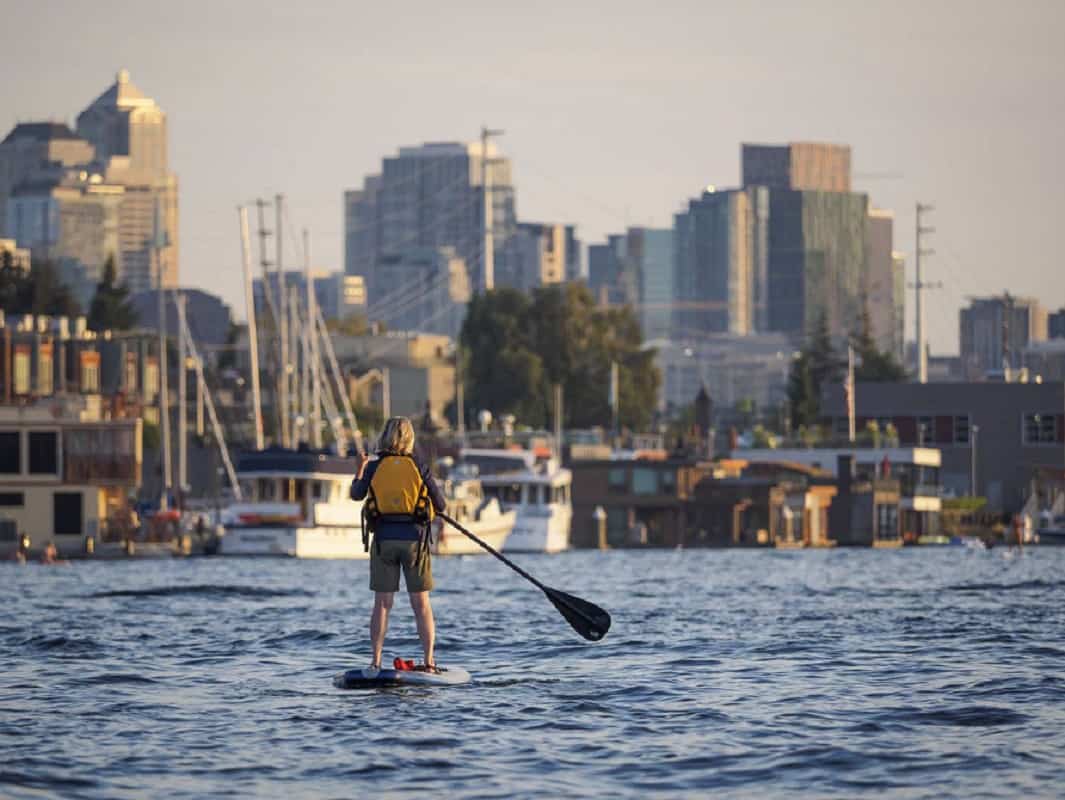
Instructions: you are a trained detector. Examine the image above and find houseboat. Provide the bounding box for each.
[432,465,516,555]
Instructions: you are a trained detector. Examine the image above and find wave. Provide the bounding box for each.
[86,584,314,600]
[945,579,1065,593]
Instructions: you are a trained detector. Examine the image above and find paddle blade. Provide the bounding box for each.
[544,587,612,642]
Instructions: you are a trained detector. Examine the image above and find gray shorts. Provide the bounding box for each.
[370,538,433,593]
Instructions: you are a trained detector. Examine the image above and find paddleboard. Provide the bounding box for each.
[333,665,471,689]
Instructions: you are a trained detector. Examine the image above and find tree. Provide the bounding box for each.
[0,256,80,318]
[459,284,660,430]
[787,313,841,430]
[87,255,138,332]
[850,303,907,382]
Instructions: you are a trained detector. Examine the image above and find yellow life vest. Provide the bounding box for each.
[362,455,434,552]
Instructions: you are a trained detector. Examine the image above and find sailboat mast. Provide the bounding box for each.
[239,206,265,450]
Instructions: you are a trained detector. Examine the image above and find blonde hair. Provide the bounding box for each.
[378,416,415,455]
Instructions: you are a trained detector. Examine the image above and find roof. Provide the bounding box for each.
[81,69,154,112]
[1,122,82,145]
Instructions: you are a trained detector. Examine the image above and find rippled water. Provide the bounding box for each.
[3,547,1065,799]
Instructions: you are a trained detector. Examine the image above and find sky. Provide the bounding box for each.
[4,0,1063,354]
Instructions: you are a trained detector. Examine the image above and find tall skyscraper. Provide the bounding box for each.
[741,142,870,343]
[343,141,515,304]
[673,189,755,338]
[76,70,179,293]
[865,208,902,355]
[587,227,673,340]
[507,222,579,290]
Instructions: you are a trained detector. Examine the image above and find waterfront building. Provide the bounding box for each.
[960,295,1048,377]
[0,394,142,558]
[737,445,942,540]
[0,238,31,270]
[343,141,515,299]
[819,380,1064,513]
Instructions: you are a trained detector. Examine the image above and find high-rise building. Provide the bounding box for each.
[1048,309,1065,340]
[960,295,1048,376]
[373,247,470,339]
[508,222,572,290]
[343,142,515,302]
[740,143,870,343]
[76,70,179,294]
[741,142,851,192]
[892,252,906,360]
[865,208,901,355]
[673,189,756,338]
[587,228,672,340]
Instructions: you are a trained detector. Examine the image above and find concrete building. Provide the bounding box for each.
[741,142,851,193]
[344,141,515,299]
[76,70,179,294]
[819,381,1065,513]
[960,295,1048,377]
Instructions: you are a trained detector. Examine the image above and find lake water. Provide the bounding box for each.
[2,547,1064,799]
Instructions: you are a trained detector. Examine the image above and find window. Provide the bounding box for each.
[660,470,677,494]
[608,468,627,494]
[0,492,24,506]
[13,346,30,395]
[53,492,83,536]
[633,468,657,495]
[954,415,971,445]
[1023,413,1058,445]
[28,431,58,475]
[501,483,523,505]
[0,432,19,473]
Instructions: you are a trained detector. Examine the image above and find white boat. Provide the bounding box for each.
[458,448,572,553]
[219,447,366,558]
[432,470,516,556]
[1036,514,1065,545]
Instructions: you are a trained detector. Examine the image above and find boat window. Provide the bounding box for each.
[239,480,255,500]
[258,479,275,500]
[608,468,627,494]
[501,484,522,505]
[633,468,657,495]
[311,481,325,500]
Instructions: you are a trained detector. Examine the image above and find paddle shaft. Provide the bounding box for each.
[437,512,549,593]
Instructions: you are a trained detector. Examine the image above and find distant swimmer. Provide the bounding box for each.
[39,541,69,566]
[350,416,447,676]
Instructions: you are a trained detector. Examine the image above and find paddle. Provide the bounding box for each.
[437,512,611,642]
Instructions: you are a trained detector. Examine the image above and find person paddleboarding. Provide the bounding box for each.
[350,416,446,675]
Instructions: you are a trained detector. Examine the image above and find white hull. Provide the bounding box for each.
[433,510,516,556]
[220,525,368,559]
[503,504,572,553]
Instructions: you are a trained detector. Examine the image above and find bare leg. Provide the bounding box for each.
[409,591,435,667]
[370,591,394,668]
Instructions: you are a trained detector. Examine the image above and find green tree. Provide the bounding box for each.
[460,284,660,430]
[850,303,907,382]
[787,313,842,430]
[0,256,80,317]
[87,255,138,332]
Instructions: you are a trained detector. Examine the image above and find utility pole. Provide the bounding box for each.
[275,193,290,449]
[912,203,939,383]
[480,126,504,292]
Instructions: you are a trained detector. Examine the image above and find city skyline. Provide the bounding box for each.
[3,0,1063,354]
